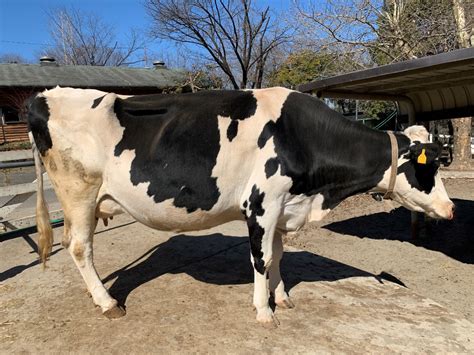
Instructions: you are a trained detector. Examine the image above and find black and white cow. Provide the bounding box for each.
[27,86,454,326]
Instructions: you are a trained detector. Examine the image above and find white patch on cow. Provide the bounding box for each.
[277,193,330,233]
[392,171,453,219]
[251,87,294,122]
[43,89,123,177]
[278,194,314,232]
[306,193,331,222]
[211,87,292,209]
[403,125,429,143]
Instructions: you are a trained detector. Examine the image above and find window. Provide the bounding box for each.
[0,107,20,123]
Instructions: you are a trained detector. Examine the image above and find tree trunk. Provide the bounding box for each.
[450,0,472,169]
[451,117,472,169]
[452,0,471,48]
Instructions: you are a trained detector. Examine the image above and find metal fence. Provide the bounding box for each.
[0,150,63,234]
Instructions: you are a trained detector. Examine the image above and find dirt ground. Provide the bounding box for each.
[1,178,473,353]
[287,178,474,322]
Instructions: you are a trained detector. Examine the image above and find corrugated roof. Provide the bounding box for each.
[0,63,186,90]
[297,48,474,121]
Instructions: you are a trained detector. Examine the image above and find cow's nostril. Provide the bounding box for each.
[448,203,455,220]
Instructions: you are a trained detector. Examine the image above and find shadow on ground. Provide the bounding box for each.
[323,198,474,264]
[0,242,62,282]
[103,234,400,307]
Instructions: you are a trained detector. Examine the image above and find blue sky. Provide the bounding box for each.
[0,0,290,66]
[0,0,156,63]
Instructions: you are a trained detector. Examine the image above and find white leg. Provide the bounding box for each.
[65,204,124,318]
[250,254,279,327]
[269,231,294,309]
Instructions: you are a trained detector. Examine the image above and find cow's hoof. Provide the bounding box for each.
[103,305,126,319]
[256,310,280,328]
[258,315,280,329]
[276,297,295,309]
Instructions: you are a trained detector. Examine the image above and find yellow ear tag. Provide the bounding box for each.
[417,148,427,164]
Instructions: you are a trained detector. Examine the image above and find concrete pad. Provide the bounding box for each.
[1,216,473,353]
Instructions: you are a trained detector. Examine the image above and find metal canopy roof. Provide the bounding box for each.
[297,48,474,122]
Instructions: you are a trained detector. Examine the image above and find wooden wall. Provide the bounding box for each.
[0,123,29,144]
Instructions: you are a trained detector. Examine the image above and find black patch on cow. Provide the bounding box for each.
[269,92,413,210]
[123,108,168,116]
[27,95,52,156]
[91,95,106,108]
[224,92,257,142]
[220,91,257,120]
[253,258,265,275]
[408,141,442,165]
[227,120,239,142]
[257,121,276,148]
[265,157,279,178]
[398,161,438,193]
[113,90,256,213]
[243,200,248,208]
[246,185,266,274]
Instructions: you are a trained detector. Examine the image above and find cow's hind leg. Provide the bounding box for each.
[63,199,124,318]
[269,230,294,309]
[48,150,124,319]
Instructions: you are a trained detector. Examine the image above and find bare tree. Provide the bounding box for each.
[145,0,291,89]
[295,0,459,63]
[45,7,143,66]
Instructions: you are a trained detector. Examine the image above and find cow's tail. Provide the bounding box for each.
[31,136,53,267]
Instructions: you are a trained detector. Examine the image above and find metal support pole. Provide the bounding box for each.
[406,102,423,239]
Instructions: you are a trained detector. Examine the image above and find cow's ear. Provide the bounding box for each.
[403,125,429,143]
[409,142,441,166]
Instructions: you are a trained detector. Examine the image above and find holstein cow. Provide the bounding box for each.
[27,86,454,326]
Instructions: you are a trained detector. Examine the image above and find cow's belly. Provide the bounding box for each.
[101,168,242,233]
[107,188,242,232]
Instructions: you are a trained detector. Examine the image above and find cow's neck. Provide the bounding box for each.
[305,127,410,209]
[274,95,411,210]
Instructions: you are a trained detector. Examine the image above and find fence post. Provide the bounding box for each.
[0,109,6,144]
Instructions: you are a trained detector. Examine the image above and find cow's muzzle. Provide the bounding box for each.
[427,201,455,220]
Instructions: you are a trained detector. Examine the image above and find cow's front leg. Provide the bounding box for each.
[269,230,294,309]
[244,186,282,327]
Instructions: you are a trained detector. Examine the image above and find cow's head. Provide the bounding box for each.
[387,126,454,220]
